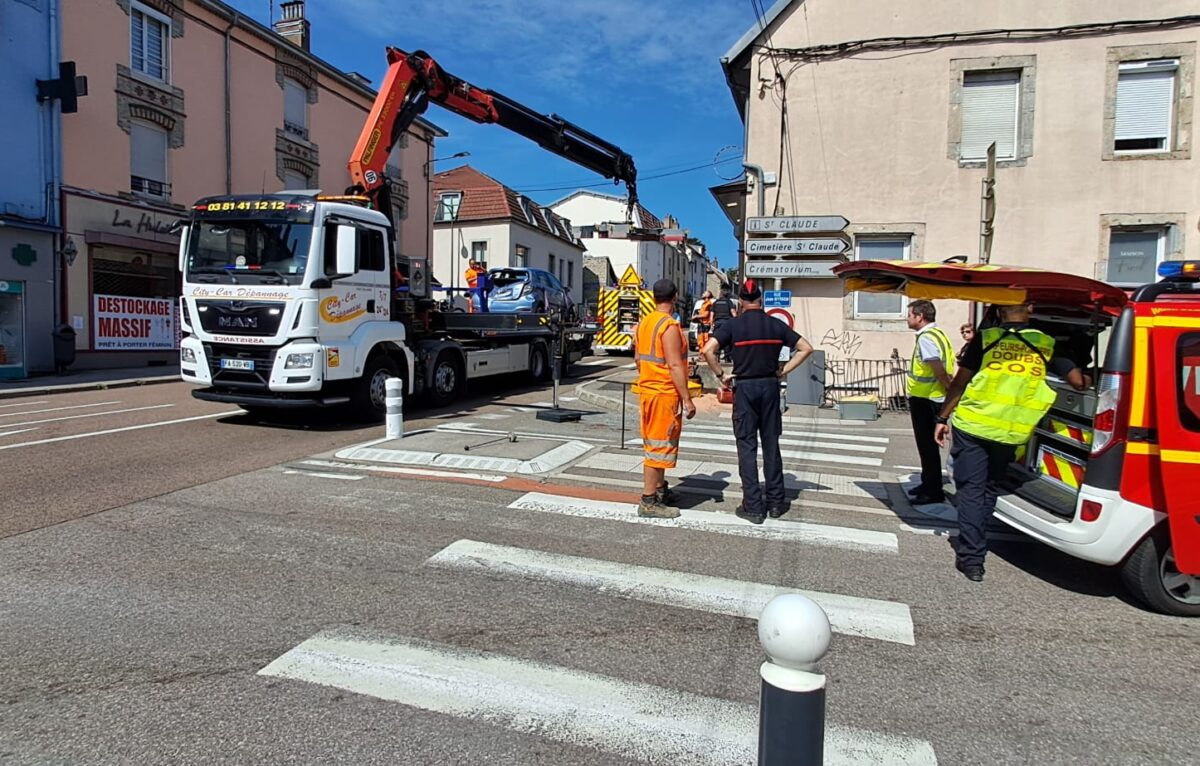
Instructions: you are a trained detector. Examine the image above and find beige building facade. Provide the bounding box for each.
[721,0,1200,362]
[59,0,442,368]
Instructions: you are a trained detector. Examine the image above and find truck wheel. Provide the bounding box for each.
[529,344,550,382]
[1120,526,1200,617]
[429,351,463,407]
[353,355,399,421]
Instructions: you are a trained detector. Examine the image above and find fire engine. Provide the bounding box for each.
[177,48,638,415]
[836,259,1200,616]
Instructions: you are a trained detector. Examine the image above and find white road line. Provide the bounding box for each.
[575,453,888,499]
[898,522,1029,544]
[687,420,891,445]
[668,429,888,454]
[476,413,511,421]
[260,630,937,766]
[0,411,236,451]
[2,404,175,428]
[428,540,915,645]
[0,428,38,438]
[507,492,898,554]
[282,469,366,481]
[0,400,48,409]
[627,437,883,467]
[553,472,898,519]
[298,459,508,483]
[0,400,121,419]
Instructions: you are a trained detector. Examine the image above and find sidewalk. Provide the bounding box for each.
[0,364,180,400]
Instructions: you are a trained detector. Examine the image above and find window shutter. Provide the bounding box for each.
[130,122,167,182]
[1115,68,1175,141]
[284,79,307,131]
[145,16,164,78]
[131,11,145,72]
[960,71,1019,160]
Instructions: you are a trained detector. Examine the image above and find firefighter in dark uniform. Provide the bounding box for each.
[701,279,815,524]
[709,286,737,362]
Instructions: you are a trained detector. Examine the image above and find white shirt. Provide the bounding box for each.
[915,323,949,402]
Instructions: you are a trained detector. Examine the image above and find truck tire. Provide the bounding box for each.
[429,351,464,407]
[1120,526,1200,617]
[353,355,400,421]
[529,343,550,382]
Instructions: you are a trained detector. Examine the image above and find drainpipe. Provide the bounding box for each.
[741,162,766,286]
[48,0,66,324]
[223,12,239,194]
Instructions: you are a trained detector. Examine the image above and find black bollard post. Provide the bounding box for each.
[756,594,832,766]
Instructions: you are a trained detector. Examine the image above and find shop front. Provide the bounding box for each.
[0,225,56,378]
[62,188,184,370]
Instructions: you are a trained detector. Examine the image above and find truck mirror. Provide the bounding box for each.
[336,225,358,276]
[177,225,190,273]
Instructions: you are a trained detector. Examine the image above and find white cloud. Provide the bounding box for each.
[327,0,748,102]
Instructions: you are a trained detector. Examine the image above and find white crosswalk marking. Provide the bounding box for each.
[261,629,938,766]
[427,539,915,645]
[687,420,891,445]
[661,429,888,454]
[507,492,899,553]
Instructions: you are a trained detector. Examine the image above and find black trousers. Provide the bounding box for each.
[950,428,1017,567]
[733,378,784,513]
[908,396,944,497]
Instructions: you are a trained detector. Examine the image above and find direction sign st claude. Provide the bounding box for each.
[746,215,849,234]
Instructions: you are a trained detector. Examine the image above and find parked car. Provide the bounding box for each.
[474,267,576,320]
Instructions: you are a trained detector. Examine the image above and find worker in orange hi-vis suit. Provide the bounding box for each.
[463,260,487,313]
[635,279,696,518]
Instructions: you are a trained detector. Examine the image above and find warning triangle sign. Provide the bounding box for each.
[618,265,642,287]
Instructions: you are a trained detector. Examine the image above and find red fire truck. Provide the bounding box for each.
[835,260,1200,616]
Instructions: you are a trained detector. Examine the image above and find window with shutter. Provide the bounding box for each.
[130,121,168,198]
[853,238,910,318]
[1114,61,1177,152]
[283,78,309,140]
[960,70,1020,161]
[131,3,169,81]
[282,170,309,190]
[1107,229,1165,286]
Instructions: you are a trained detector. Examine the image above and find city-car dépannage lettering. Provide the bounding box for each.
[97,296,171,338]
[320,293,366,323]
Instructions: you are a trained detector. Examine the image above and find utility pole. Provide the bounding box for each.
[979,142,996,265]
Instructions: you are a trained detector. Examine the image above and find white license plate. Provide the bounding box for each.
[220,358,255,371]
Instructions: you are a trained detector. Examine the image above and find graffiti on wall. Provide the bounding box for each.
[820,329,863,358]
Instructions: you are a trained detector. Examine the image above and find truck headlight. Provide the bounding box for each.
[285,352,315,369]
[181,347,197,364]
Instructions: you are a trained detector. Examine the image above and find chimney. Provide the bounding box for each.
[273,0,311,51]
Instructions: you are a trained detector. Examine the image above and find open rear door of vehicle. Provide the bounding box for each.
[1145,304,1200,575]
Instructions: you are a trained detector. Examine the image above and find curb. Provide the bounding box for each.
[575,379,632,412]
[0,374,179,400]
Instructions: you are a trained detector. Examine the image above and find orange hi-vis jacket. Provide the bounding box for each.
[635,309,679,397]
[464,266,483,289]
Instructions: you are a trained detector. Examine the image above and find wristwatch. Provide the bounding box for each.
[935,415,949,425]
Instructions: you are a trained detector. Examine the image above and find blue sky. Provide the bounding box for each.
[226,0,760,268]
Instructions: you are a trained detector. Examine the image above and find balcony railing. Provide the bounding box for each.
[130,175,171,199]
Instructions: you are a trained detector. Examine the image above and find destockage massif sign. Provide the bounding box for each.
[93,294,177,350]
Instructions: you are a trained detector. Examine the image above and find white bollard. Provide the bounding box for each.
[385,376,404,439]
[757,593,832,766]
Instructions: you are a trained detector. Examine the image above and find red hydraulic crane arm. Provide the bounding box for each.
[348,48,639,222]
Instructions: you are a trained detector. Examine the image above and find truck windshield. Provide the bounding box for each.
[186,220,312,285]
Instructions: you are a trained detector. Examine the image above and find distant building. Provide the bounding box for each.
[432,166,585,305]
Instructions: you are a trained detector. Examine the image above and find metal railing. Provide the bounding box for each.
[821,356,910,412]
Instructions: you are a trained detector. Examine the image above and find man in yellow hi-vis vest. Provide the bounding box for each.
[905,300,956,506]
[935,302,1057,582]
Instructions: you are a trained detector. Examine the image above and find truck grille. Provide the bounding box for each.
[196,301,284,337]
[204,343,276,388]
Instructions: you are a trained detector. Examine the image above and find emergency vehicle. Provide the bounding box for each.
[177,48,636,416]
[595,265,654,354]
[836,260,1200,616]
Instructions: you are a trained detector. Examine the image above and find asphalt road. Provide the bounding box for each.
[0,360,625,540]
[1,362,1195,765]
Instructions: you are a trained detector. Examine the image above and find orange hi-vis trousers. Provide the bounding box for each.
[640,392,682,469]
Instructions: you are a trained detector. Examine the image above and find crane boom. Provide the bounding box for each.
[348,47,639,221]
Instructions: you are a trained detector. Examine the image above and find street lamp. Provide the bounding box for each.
[425,150,470,176]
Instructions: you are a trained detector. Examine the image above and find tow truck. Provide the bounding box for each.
[177,48,638,414]
[836,259,1200,616]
